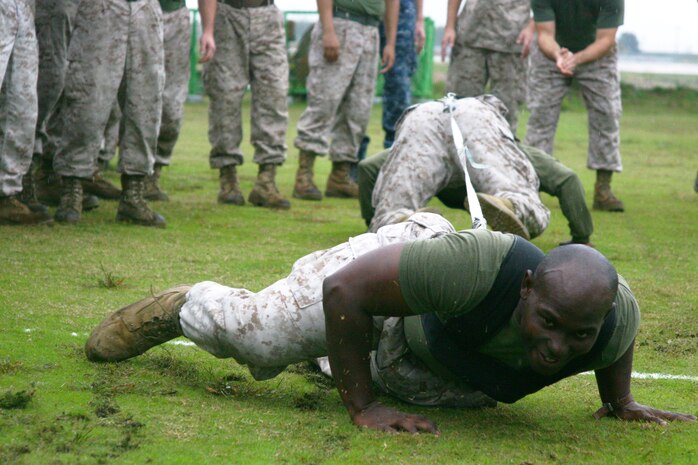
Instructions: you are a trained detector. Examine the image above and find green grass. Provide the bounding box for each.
[1,87,696,464]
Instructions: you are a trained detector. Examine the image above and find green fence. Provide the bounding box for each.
[187,10,434,100]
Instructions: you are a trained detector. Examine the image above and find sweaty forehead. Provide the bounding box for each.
[535,266,611,322]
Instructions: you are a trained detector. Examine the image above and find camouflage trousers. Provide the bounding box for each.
[53,0,164,179]
[204,4,288,168]
[369,96,550,237]
[180,212,493,407]
[0,0,38,196]
[524,42,622,172]
[446,46,526,135]
[33,0,80,158]
[380,0,417,148]
[294,18,379,163]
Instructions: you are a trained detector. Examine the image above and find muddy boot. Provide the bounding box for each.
[217,165,245,205]
[593,170,624,212]
[0,195,53,225]
[82,170,121,200]
[54,176,84,224]
[293,150,322,200]
[19,158,49,216]
[82,194,100,212]
[116,174,166,228]
[476,193,530,240]
[248,163,291,210]
[85,285,191,362]
[35,159,63,206]
[325,161,359,198]
[144,163,169,202]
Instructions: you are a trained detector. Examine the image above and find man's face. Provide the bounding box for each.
[515,271,609,376]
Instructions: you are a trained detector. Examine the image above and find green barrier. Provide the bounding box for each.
[188,9,203,98]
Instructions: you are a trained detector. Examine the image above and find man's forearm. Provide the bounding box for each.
[571,28,617,66]
[383,0,399,48]
[415,0,424,21]
[317,0,335,35]
[536,22,562,61]
[594,339,634,407]
[445,0,462,31]
[198,0,216,35]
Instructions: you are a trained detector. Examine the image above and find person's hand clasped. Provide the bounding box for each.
[555,48,576,76]
[352,402,440,435]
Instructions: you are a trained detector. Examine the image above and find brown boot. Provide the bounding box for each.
[476,193,530,240]
[293,150,322,200]
[85,285,191,362]
[0,195,53,225]
[248,164,291,210]
[54,176,84,224]
[35,159,63,206]
[593,170,624,212]
[19,157,49,216]
[116,174,166,228]
[144,163,169,202]
[325,161,359,198]
[217,165,245,205]
[83,170,121,200]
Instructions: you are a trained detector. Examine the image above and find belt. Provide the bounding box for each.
[332,6,380,28]
[221,0,273,8]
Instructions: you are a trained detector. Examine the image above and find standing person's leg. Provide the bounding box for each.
[445,44,488,99]
[325,21,380,199]
[487,51,527,135]
[247,5,290,210]
[357,150,389,227]
[523,42,569,157]
[114,0,165,227]
[145,6,191,202]
[576,49,624,212]
[0,0,49,224]
[204,5,249,206]
[293,19,358,201]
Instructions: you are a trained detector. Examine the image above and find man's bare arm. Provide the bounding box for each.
[197,0,217,62]
[560,27,617,73]
[414,0,425,54]
[380,0,400,73]
[440,0,462,62]
[323,243,439,434]
[594,339,696,424]
[317,0,339,62]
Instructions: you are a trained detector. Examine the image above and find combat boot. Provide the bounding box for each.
[217,165,245,205]
[116,174,166,228]
[293,150,322,200]
[35,159,63,206]
[144,163,169,202]
[0,195,53,225]
[85,285,191,362]
[593,170,624,212]
[476,193,530,240]
[54,176,84,224]
[248,163,291,210]
[325,161,359,198]
[83,170,121,200]
[19,159,49,216]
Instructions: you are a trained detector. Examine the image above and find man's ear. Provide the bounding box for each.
[520,270,534,299]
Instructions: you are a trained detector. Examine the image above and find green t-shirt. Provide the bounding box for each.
[160,0,186,13]
[400,229,639,374]
[334,0,385,21]
[532,0,624,52]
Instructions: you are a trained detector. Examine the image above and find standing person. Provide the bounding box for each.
[0,0,51,224]
[51,0,216,226]
[379,0,424,149]
[441,0,533,135]
[144,0,194,202]
[204,0,290,210]
[524,0,625,212]
[292,0,399,201]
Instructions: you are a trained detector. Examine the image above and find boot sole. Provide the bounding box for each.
[248,192,291,210]
[324,190,358,199]
[292,190,322,201]
[115,213,166,228]
[477,194,530,240]
[593,202,625,212]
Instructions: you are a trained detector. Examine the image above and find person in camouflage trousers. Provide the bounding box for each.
[379,0,423,149]
[0,0,51,224]
[51,0,215,227]
[369,95,550,239]
[292,0,398,201]
[441,0,533,135]
[204,0,290,210]
[524,0,625,212]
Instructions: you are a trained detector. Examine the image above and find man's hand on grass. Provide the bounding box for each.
[352,402,440,435]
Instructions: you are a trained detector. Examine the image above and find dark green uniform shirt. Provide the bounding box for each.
[160,0,186,13]
[532,0,624,52]
[334,0,385,21]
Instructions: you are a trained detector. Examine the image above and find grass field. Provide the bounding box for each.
[1,86,696,464]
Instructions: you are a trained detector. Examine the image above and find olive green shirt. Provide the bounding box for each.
[334,0,385,20]
[400,229,639,373]
[160,0,186,13]
[532,0,624,52]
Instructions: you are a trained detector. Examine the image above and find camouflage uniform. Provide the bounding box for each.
[524,41,622,172]
[0,0,38,196]
[380,0,417,149]
[445,0,530,134]
[204,2,288,169]
[369,96,550,237]
[180,212,493,407]
[52,0,164,179]
[294,17,380,163]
